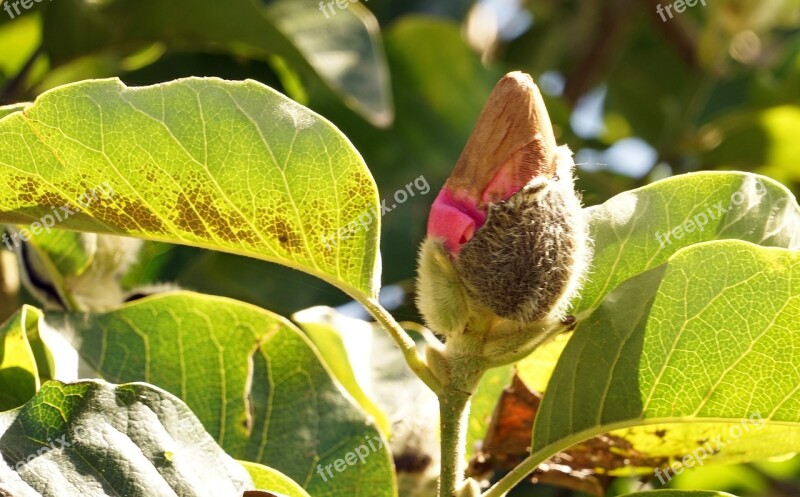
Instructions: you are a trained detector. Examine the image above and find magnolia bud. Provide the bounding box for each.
[417,72,588,338]
[457,149,586,323]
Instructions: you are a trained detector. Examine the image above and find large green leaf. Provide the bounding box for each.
[40,0,392,125]
[0,77,380,299]
[0,379,254,496]
[45,292,396,496]
[532,241,800,472]
[520,171,800,399]
[485,173,800,492]
[573,172,800,316]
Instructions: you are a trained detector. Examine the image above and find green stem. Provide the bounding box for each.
[438,385,471,497]
[356,296,443,395]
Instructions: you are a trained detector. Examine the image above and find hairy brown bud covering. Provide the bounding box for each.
[455,149,587,323]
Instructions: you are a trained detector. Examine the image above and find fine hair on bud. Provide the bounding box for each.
[456,147,589,323]
[416,237,470,336]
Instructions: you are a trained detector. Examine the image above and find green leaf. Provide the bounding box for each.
[533,241,800,470]
[7,227,91,311]
[0,379,254,496]
[240,461,312,497]
[521,171,800,397]
[47,292,397,496]
[264,0,393,127]
[573,172,800,316]
[516,332,572,393]
[40,0,392,125]
[0,77,381,299]
[0,305,40,410]
[292,306,391,437]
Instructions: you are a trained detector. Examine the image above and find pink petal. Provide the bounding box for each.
[427,188,486,254]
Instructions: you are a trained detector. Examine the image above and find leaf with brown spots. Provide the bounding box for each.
[0,78,381,299]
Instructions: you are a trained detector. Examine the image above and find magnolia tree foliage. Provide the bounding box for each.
[0,1,799,497]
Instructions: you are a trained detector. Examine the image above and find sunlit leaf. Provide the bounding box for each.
[573,172,800,316]
[0,77,381,299]
[534,241,800,472]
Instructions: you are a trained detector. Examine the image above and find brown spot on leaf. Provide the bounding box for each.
[36,192,70,208]
[172,173,257,246]
[265,216,301,253]
[11,175,41,204]
[175,192,208,237]
[92,196,167,234]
